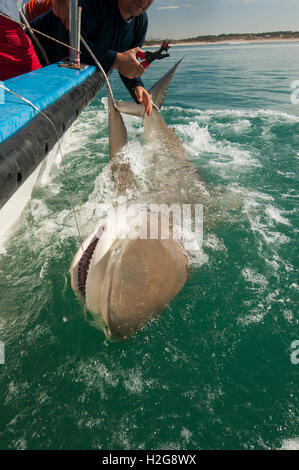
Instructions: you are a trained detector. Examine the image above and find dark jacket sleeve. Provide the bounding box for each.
[29,10,65,65]
[79,0,117,72]
[31,2,148,99]
[119,13,148,101]
[80,38,117,72]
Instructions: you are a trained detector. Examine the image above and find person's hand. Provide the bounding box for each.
[135,86,152,116]
[52,0,70,30]
[113,47,145,79]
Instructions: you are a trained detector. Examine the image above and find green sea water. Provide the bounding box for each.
[0,42,298,450]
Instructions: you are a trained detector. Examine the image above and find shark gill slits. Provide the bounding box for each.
[77,238,99,298]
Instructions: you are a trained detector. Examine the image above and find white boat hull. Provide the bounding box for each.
[0,143,60,249]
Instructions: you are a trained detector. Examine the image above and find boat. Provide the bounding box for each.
[0,1,104,243]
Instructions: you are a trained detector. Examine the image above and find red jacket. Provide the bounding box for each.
[0,15,41,81]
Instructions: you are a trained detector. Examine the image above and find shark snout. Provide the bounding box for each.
[85,237,188,339]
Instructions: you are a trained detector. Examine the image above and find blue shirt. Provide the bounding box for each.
[30,0,148,99]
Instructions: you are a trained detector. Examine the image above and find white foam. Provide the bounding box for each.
[164,105,299,128]
[11,439,27,450]
[238,189,292,247]
[239,306,267,325]
[265,206,292,226]
[233,185,274,202]
[283,310,294,322]
[123,370,144,394]
[174,121,258,168]
[247,218,290,246]
[75,360,119,389]
[180,428,193,444]
[199,108,299,123]
[61,107,107,157]
[276,171,295,179]
[290,283,299,290]
[239,289,282,325]
[204,234,227,252]
[215,119,251,134]
[242,268,268,288]
[175,122,213,153]
[279,438,299,450]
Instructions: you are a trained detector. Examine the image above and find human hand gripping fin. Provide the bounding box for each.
[135,86,152,116]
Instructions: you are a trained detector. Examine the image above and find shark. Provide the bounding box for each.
[70,59,208,339]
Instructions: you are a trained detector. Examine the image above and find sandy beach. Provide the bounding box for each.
[146,38,299,47]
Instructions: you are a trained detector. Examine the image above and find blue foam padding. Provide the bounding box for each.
[0,64,96,143]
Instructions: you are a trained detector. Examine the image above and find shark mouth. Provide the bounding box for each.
[74,224,105,298]
[76,238,99,298]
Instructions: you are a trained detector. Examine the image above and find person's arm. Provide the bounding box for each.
[51,0,68,29]
[39,0,151,113]
[119,14,152,115]
[80,1,145,81]
[80,40,144,78]
[49,0,143,77]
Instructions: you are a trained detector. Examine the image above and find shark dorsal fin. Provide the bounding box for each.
[149,58,183,109]
[107,83,128,160]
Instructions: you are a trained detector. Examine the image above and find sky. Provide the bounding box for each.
[146,0,299,39]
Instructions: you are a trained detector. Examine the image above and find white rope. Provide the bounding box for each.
[0,83,85,254]
[0,11,81,54]
[80,35,115,104]
[0,22,118,253]
[18,8,50,66]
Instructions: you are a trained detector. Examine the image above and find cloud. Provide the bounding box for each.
[156,5,180,9]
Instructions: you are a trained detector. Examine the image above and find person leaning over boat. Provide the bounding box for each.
[29,0,155,115]
[0,0,41,80]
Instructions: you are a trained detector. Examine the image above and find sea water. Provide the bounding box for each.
[0,42,298,450]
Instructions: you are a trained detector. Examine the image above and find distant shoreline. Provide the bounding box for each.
[145,38,299,47]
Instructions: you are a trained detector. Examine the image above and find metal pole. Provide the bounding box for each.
[69,0,81,66]
[77,7,82,63]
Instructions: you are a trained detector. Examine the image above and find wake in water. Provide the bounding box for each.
[1,100,297,308]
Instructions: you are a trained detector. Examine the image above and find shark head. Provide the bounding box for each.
[71,209,188,339]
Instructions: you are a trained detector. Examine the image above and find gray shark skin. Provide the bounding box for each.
[71,60,206,339]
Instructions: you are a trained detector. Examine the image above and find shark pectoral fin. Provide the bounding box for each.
[115,100,145,118]
[114,58,183,119]
[149,58,184,109]
[107,86,128,160]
